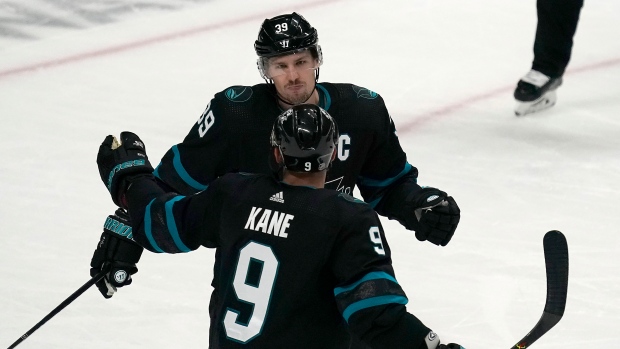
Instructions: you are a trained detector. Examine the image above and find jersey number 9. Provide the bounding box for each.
[223,241,279,343]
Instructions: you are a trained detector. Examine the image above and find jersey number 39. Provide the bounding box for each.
[197,103,215,137]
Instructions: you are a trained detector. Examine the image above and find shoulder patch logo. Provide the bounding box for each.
[351,85,378,99]
[269,191,284,203]
[225,86,253,102]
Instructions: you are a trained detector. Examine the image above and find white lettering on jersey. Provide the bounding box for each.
[197,102,215,137]
[337,134,350,161]
[244,206,262,230]
[244,206,294,238]
[255,209,271,232]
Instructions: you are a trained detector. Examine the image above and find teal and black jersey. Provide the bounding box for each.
[153,83,423,226]
[125,173,431,349]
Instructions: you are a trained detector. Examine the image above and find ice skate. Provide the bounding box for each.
[514,70,562,116]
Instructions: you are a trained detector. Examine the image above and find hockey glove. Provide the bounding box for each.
[406,187,460,246]
[90,209,143,299]
[97,131,153,207]
[423,331,465,349]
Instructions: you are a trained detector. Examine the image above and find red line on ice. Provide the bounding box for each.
[0,0,340,79]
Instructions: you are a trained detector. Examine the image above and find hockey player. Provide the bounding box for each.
[95,104,465,349]
[514,0,584,116]
[89,12,460,301]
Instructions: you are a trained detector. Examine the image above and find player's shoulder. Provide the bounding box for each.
[215,171,270,187]
[200,84,275,131]
[318,190,376,218]
[319,82,390,129]
[319,82,385,105]
[319,191,382,232]
[212,84,273,105]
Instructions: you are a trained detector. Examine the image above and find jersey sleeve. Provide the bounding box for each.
[352,95,420,203]
[124,175,222,253]
[354,95,425,230]
[152,96,235,195]
[329,202,431,348]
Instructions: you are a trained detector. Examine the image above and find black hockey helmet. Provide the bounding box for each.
[255,12,323,79]
[270,104,338,172]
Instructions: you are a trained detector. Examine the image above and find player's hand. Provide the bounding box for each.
[90,209,143,299]
[97,131,153,207]
[407,187,460,246]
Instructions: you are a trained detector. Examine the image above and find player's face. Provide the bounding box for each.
[268,51,319,105]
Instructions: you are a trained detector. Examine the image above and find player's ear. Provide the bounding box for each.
[273,147,283,164]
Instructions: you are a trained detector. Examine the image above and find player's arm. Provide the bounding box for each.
[330,207,462,349]
[97,131,220,254]
[124,180,221,253]
[357,102,460,246]
[153,98,232,195]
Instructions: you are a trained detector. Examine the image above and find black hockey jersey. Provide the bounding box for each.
[125,173,432,349]
[153,83,422,217]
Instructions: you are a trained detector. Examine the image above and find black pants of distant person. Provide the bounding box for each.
[532,0,583,78]
[531,0,584,78]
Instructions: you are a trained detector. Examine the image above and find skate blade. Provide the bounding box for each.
[515,91,557,116]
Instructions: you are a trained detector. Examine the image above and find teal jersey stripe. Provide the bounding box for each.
[316,84,331,110]
[334,271,398,296]
[171,145,208,191]
[144,198,164,253]
[164,195,191,252]
[367,196,382,209]
[342,295,408,323]
[358,162,413,188]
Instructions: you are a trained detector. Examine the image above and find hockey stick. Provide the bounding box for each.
[7,268,109,349]
[510,230,569,349]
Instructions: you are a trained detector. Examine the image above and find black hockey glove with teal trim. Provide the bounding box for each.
[97,131,153,207]
[90,209,143,299]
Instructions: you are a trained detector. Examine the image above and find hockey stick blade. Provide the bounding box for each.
[510,230,569,349]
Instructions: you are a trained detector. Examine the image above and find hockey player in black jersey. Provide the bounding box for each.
[154,12,460,244]
[89,12,460,300]
[95,104,464,349]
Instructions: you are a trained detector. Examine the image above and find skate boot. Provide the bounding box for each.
[513,70,563,116]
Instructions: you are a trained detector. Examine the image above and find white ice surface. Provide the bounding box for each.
[1,0,619,348]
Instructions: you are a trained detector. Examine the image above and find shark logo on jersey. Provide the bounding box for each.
[269,191,284,203]
[351,85,378,99]
[244,206,294,238]
[225,86,253,102]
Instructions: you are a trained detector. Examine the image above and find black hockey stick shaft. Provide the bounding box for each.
[510,230,569,349]
[7,268,109,349]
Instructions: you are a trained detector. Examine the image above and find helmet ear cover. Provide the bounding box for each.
[270,104,339,173]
